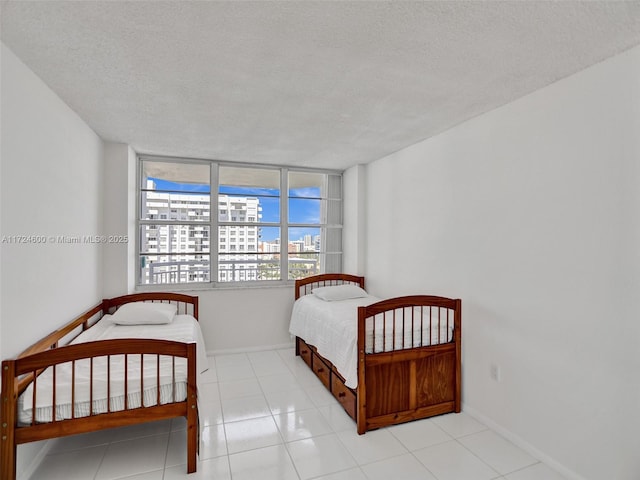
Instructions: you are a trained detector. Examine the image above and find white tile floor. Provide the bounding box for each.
[26,348,568,480]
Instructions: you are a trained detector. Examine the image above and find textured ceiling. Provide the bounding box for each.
[2,1,640,170]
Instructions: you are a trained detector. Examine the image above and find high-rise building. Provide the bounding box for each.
[217,195,261,282]
[140,181,262,283]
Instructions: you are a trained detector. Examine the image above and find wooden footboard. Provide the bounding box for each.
[356,295,461,434]
[1,293,200,480]
[293,274,461,435]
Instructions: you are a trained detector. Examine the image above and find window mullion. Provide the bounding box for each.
[136,158,142,284]
[211,163,219,285]
[281,168,288,281]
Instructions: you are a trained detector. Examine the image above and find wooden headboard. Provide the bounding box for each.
[294,273,365,300]
[102,292,199,319]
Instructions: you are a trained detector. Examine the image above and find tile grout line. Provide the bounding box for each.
[256,349,306,480]
[211,353,234,480]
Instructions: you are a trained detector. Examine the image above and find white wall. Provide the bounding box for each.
[343,164,367,276]
[197,286,295,354]
[102,142,136,297]
[0,42,105,476]
[356,45,640,480]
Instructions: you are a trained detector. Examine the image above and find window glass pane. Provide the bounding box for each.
[218,194,271,223]
[140,225,210,254]
[288,227,320,280]
[141,160,210,222]
[218,253,281,282]
[288,227,320,251]
[324,226,342,253]
[140,254,210,285]
[326,198,342,225]
[141,192,210,222]
[256,226,280,251]
[142,160,211,190]
[220,166,279,223]
[288,253,341,280]
[218,226,280,282]
[288,254,320,280]
[288,198,323,224]
[288,171,324,198]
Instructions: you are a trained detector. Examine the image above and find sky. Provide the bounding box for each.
[151,178,321,242]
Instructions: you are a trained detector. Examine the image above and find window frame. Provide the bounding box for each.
[136,155,343,289]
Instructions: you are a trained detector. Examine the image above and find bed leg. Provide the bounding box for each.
[0,440,16,480]
[454,299,462,414]
[186,343,198,474]
[357,309,367,435]
[2,361,17,480]
[187,419,197,473]
[186,399,198,473]
[1,441,16,480]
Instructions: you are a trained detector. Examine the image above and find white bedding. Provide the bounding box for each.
[289,294,454,389]
[19,314,209,424]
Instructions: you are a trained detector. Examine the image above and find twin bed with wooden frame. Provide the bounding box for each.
[1,293,203,480]
[291,273,462,434]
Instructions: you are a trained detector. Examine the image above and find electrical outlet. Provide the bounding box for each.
[490,363,501,382]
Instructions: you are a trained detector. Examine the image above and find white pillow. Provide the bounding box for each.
[112,302,177,325]
[312,284,368,301]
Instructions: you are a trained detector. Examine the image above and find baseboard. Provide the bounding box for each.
[207,342,294,357]
[462,403,586,480]
[17,440,53,480]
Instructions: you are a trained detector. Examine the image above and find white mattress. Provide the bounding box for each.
[18,314,209,425]
[289,295,454,389]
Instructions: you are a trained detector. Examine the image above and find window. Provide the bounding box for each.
[288,171,342,280]
[137,157,342,286]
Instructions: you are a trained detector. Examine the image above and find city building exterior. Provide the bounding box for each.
[140,181,319,284]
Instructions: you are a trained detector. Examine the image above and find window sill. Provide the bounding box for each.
[134,281,295,293]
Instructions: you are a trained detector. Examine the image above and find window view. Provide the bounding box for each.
[138,158,342,286]
[287,171,342,280]
[139,161,211,284]
[218,165,280,282]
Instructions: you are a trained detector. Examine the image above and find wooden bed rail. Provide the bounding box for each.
[360,295,460,315]
[17,304,104,360]
[14,339,192,374]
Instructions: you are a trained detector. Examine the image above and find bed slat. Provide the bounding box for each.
[90,357,94,416]
[172,357,176,403]
[71,360,76,419]
[108,355,112,413]
[156,354,161,406]
[124,355,128,411]
[140,354,144,408]
[52,365,57,422]
[31,371,37,426]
